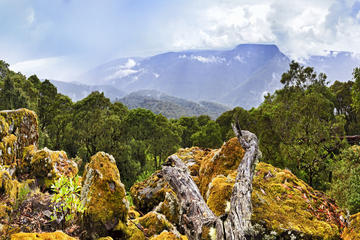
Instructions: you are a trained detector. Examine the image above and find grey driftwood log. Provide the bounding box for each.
[161,122,259,240]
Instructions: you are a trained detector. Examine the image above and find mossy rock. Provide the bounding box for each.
[81,152,129,238]
[0,134,17,166]
[0,109,38,157]
[126,221,146,240]
[137,211,177,237]
[251,162,344,239]
[198,137,244,196]
[10,231,75,240]
[130,171,171,214]
[29,148,78,188]
[342,212,360,240]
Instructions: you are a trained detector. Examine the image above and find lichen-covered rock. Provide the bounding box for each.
[342,212,360,240]
[0,109,38,159]
[251,162,344,239]
[130,171,171,214]
[126,221,146,240]
[81,152,129,238]
[10,231,75,240]
[136,211,179,237]
[29,148,78,188]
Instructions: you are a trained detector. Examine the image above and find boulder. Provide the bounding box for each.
[0,109,38,160]
[81,152,129,239]
[29,148,78,188]
[130,171,170,214]
[10,231,75,240]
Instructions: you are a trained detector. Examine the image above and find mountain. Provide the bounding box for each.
[80,44,290,109]
[50,80,126,102]
[77,44,360,109]
[117,90,230,119]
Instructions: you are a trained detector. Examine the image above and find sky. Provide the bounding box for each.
[1,0,360,82]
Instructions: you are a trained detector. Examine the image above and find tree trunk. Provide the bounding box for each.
[161,122,259,240]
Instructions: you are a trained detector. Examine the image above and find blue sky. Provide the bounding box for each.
[1,0,360,81]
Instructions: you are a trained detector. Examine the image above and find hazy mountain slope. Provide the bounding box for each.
[50,80,126,102]
[117,90,230,119]
[80,44,290,107]
[78,44,360,109]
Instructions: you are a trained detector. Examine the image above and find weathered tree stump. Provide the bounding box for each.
[161,122,259,240]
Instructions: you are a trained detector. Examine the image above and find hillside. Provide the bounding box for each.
[117,90,230,119]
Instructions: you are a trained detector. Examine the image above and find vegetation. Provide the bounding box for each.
[50,176,85,224]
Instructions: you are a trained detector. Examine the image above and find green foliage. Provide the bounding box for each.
[329,146,360,214]
[50,176,85,224]
[191,121,223,148]
[352,67,360,114]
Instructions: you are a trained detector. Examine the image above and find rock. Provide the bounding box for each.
[0,109,38,160]
[136,211,179,237]
[130,171,171,214]
[10,231,75,240]
[126,221,146,240]
[81,152,129,239]
[342,212,360,240]
[29,148,78,188]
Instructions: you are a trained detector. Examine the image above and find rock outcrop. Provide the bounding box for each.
[81,152,129,239]
[131,137,345,239]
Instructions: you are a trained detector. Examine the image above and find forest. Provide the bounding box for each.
[1,58,360,220]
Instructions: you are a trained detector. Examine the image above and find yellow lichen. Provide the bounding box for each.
[149,231,185,240]
[137,212,173,237]
[10,231,75,240]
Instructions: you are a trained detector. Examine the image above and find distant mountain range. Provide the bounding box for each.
[53,44,360,111]
[117,90,230,119]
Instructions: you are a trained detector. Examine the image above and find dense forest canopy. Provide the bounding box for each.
[1,59,360,213]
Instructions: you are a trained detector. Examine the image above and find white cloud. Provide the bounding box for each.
[190,55,225,63]
[171,0,360,59]
[106,59,139,80]
[9,57,79,81]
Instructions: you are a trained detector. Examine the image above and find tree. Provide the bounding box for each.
[352,67,360,115]
[0,76,29,110]
[191,121,223,148]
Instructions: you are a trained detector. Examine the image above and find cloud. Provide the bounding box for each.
[171,0,360,59]
[9,56,80,81]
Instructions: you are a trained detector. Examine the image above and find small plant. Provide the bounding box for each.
[50,175,86,224]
